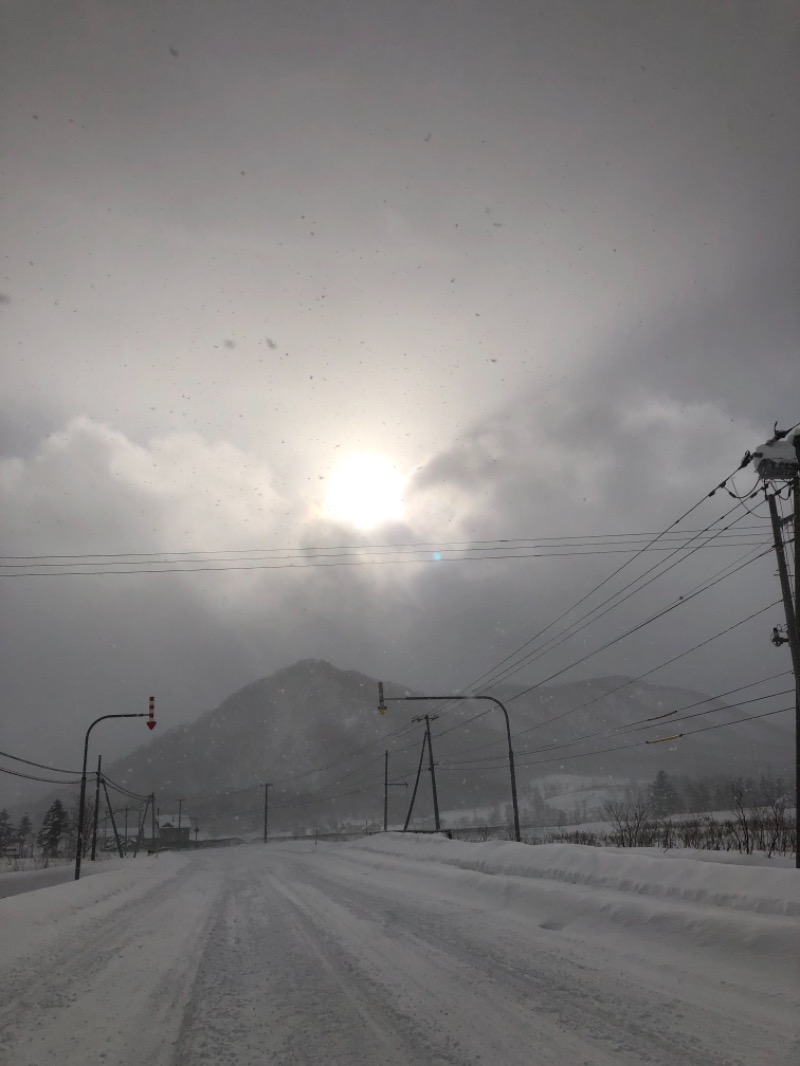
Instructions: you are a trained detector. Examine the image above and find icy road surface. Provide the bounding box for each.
[0,836,798,1066]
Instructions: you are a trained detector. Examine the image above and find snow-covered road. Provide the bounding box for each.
[1,837,797,1065]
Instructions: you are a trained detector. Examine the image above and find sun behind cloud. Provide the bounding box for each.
[323,453,405,529]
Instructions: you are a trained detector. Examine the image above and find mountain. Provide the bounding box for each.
[101,659,793,836]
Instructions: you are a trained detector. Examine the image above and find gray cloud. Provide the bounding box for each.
[1,1,796,804]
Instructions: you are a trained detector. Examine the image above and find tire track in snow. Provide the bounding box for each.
[172,859,468,1066]
[263,846,786,1066]
[174,851,637,1066]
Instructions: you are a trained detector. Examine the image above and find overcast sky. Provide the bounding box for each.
[2,1,798,799]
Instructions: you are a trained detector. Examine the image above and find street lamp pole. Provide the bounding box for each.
[74,705,157,881]
[377,686,522,842]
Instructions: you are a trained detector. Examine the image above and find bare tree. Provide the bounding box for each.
[731,787,752,855]
[602,800,651,847]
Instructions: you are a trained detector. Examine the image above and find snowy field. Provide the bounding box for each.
[0,836,797,1066]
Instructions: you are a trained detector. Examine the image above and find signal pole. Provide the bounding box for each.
[74,705,157,880]
[378,685,521,841]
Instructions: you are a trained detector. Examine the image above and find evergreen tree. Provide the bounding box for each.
[647,770,681,817]
[37,799,70,857]
[684,779,711,814]
[16,814,33,857]
[0,809,15,855]
[756,774,785,806]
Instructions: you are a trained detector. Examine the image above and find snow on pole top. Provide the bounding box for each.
[750,424,800,480]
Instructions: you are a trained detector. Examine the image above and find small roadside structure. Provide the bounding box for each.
[157,814,193,848]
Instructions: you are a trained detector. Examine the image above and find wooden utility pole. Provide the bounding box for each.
[795,478,799,868]
[90,755,102,861]
[383,751,407,831]
[133,795,149,857]
[102,778,124,858]
[412,714,441,831]
[766,481,800,869]
[263,783,271,843]
[403,733,428,830]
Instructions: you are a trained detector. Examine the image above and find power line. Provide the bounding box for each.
[471,503,768,696]
[445,683,795,768]
[0,526,770,564]
[508,595,782,740]
[0,764,82,785]
[1,541,770,578]
[101,772,151,802]
[1,511,772,581]
[441,491,766,708]
[417,520,772,734]
[441,705,793,773]
[328,530,775,777]
[506,542,774,709]
[437,604,787,767]
[0,748,84,775]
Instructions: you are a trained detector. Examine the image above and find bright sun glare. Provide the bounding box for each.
[324,453,405,529]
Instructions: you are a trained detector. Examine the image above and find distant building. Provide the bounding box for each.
[157,813,193,848]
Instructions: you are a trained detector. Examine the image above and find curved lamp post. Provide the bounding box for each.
[74,703,156,880]
[377,684,521,842]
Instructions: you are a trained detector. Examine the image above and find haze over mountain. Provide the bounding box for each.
[94,659,793,836]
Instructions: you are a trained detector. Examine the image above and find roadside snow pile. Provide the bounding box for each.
[0,855,120,900]
[0,853,188,970]
[351,833,800,918]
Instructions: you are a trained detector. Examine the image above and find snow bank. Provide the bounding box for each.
[348,833,800,918]
[0,852,188,969]
[0,855,120,899]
